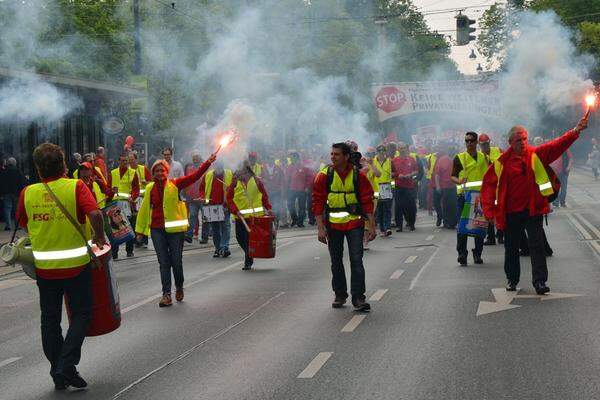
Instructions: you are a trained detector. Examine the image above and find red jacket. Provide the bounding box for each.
[262,163,285,193]
[481,130,579,230]
[286,163,311,192]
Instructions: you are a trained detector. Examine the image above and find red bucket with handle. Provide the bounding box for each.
[248,215,277,259]
[66,243,121,336]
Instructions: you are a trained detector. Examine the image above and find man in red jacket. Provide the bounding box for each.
[286,152,310,228]
[481,115,589,294]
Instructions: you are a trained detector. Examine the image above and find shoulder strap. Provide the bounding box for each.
[326,166,334,194]
[41,180,100,267]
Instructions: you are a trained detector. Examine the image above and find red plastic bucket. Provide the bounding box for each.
[248,216,277,259]
[66,243,121,336]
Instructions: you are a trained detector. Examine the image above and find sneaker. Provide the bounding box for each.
[159,294,173,307]
[53,375,66,391]
[221,249,231,258]
[396,227,403,232]
[242,258,254,270]
[436,217,442,227]
[57,371,87,389]
[184,236,193,244]
[386,229,392,236]
[213,250,220,258]
[353,298,371,312]
[534,283,550,295]
[506,281,518,291]
[126,252,134,258]
[472,250,483,264]
[199,239,209,244]
[175,288,184,302]
[332,295,347,308]
[458,255,467,266]
[409,225,415,231]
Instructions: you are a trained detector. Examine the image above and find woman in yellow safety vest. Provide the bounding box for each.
[135,153,216,307]
[226,162,273,270]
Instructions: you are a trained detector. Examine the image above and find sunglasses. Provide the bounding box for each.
[465,139,477,143]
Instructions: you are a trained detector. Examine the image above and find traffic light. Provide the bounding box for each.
[456,13,476,46]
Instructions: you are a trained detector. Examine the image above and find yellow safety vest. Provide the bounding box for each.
[251,163,262,177]
[374,157,392,184]
[24,178,91,270]
[204,169,233,204]
[425,153,437,180]
[111,167,137,200]
[135,181,189,235]
[320,166,362,224]
[367,167,379,199]
[456,151,489,194]
[493,153,553,198]
[232,177,264,220]
[92,181,107,208]
[486,147,502,163]
[135,165,148,195]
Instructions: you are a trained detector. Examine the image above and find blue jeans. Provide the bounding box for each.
[186,202,201,239]
[2,193,17,230]
[327,226,366,300]
[151,228,184,294]
[209,210,231,251]
[375,200,392,232]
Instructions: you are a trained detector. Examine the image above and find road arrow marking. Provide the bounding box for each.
[477,288,583,316]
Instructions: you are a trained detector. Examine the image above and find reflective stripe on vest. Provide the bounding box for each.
[24,178,91,269]
[456,151,488,194]
[493,152,554,199]
[322,166,361,224]
[135,180,189,235]
[111,168,137,200]
[232,177,264,219]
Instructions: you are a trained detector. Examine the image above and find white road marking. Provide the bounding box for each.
[341,315,367,332]
[114,292,285,398]
[0,357,21,369]
[297,352,333,379]
[590,241,600,257]
[409,246,440,290]
[369,289,388,302]
[567,213,593,240]
[434,229,441,233]
[574,213,600,238]
[404,255,417,264]
[121,240,296,314]
[477,288,583,316]
[389,269,404,280]
[425,235,434,241]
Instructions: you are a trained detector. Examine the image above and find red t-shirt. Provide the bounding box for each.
[16,177,99,280]
[504,153,529,213]
[312,164,374,231]
[391,156,419,188]
[286,164,310,192]
[149,161,212,229]
[433,155,454,189]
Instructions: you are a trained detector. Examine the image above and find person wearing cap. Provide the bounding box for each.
[373,144,393,236]
[77,162,113,208]
[135,153,216,307]
[481,115,588,294]
[108,153,140,259]
[478,134,503,245]
[451,131,488,266]
[226,161,272,270]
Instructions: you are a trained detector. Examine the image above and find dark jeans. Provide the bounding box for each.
[376,200,392,232]
[487,223,497,242]
[327,226,366,300]
[456,195,483,257]
[235,220,252,264]
[441,188,457,228]
[37,266,93,379]
[2,193,17,230]
[288,190,307,226]
[394,187,416,228]
[151,228,184,294]
[208,211,230,252]
[504,211,548,285]
[554,172,569,206]
[112,215,135,256]
[306,188,315,224]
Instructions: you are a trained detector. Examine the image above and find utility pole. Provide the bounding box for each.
[133,0,142,74]
[374,16,388,83]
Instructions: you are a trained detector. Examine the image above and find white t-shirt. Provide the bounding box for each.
[168,160,184,179]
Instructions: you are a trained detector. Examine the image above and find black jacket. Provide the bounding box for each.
[0,165,28,196]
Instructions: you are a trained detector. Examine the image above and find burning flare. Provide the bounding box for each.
[586,94,596,108]
[219,133,235,148]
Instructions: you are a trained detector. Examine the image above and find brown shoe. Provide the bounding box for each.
[159,294,172,307]
[175,288,184,302]
[332,295,347,308]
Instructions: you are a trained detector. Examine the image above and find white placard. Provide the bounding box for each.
[203,205,225,222]
[378,183,393,200]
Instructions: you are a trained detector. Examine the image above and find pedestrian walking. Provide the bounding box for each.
[451,131,489,266]
[286,151,310,227]
[15,143,107,390]
[312,142,376,312]
[262,155,286,226]
[432,144,457,229]
[479,134,503,245]
[227,162,272,270]
[481,114,588,294]
[109,153,139,259]
[1,157,27,231]
[391,142,419,232]
[135,154,216,307]
[588,145,600,180]
[373,144,393,236]
[129,151,151,248]
[183,152,208,244]
[199,161,233,258]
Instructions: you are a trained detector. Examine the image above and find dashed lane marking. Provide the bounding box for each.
[0,357,21,369]
[114,292,285,398]
[425,235,434,241]
[341,315,367,332]
[389,270,404,280]
[297,352,333,379]
[409,246,441,290]
[121,241,295,314]
[369,289,388,302]
[404,255,417,264]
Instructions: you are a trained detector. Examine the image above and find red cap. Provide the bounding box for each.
[478,134,490,143]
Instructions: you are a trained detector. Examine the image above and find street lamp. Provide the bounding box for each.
[469,49,477,59]
[476,63,483,73]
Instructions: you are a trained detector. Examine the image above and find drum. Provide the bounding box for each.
[248,215,277,259]
[378,183,393,200]
[66,243,121,336]
[103,201,135,246]
[457,190,488,237]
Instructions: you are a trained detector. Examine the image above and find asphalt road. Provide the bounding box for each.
[1,169,599,400]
